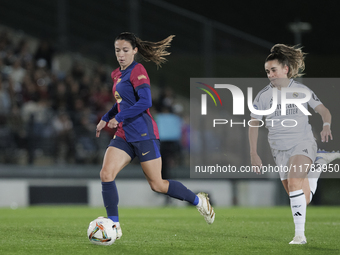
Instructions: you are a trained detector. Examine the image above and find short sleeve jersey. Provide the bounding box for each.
[111,61,159,142]
[250,80,322,150]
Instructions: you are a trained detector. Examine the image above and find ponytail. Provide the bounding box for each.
[266,44,306,78]
[115,32,175,68]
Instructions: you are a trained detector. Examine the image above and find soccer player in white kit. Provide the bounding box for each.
[248,44,339,244]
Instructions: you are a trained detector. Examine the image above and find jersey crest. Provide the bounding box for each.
[115,91,122,103]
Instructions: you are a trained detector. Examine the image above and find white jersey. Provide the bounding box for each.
[251,79,322,150]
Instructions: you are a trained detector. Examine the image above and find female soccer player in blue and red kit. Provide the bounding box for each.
[96,32,215,239]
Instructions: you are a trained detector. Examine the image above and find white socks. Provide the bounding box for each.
[114,222,120,229]
[289,158,326,237]
[308,177,317,203]
[289,189,306,237]
[196,197,203,208]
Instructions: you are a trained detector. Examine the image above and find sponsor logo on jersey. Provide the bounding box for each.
[141,133,147,137]
[138,75,147,80]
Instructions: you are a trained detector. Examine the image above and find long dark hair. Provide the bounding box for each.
[115,32,175,68]
[266,44,306,78]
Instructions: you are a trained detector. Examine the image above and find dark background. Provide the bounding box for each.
[166,0,340,55]
[1,0,339,87]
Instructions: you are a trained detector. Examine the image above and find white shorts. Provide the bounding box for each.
[271,140,317,181]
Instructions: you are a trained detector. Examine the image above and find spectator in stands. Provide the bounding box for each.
[52,111,75,164]
[70,61,85,82]
[74,110,98,164]
[0,28,189,168]
[50,80,71,112]
[14,39,33,64]
[0,31,12,59]
[21,95,53,164]
[0,74,12,116]
[8,57,26,87]
[155,106,183,179]
[34,39,54,70]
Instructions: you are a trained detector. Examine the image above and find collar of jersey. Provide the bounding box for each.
[270,78,294,88]
[120,61,137,73]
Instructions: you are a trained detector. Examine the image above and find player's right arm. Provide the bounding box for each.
[249,117,262,173]
[96,103,118,137]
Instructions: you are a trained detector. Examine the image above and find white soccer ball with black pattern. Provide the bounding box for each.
[87,217,117,245]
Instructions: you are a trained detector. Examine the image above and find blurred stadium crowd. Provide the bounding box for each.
[0,29,189,168]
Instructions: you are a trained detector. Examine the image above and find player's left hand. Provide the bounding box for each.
[108,118,119,129]
[320,126,332,142]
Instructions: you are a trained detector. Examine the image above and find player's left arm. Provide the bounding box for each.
[113,87,152,123]
[113,64,152,124]
[314,104,332,142]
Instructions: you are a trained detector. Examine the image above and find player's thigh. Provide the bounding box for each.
[288,154,312,179]
[134,139,163,183]
[272,149,290,181]
[141,157,169,193]
[140,157,162,182]
[288,139,317,178]
[100,147,131,181]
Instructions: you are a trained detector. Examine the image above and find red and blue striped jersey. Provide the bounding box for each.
[104,61,159,142]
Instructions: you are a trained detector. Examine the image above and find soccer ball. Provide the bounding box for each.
[87,217,117,245]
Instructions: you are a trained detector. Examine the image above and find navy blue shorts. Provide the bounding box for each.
[108,136,161,162]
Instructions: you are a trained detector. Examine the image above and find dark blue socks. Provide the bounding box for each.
[167,180,198,205]
[102,180,198,221]
[102,181,119,222]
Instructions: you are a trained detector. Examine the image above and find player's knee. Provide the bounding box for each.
[149,181,167,194]
[287,179,302,192]
[100,167,116,182]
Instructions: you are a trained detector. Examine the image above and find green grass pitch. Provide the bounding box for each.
[0,206,339,255]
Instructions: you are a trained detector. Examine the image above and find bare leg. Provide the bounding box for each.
[100,147,131,182]
[141,157,169,193]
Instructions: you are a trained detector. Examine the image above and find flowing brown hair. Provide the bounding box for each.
[266,44,307,78]
[115,32,175,68]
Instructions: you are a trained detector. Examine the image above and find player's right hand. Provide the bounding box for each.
[96,120,107,137]
[250,154,262,174]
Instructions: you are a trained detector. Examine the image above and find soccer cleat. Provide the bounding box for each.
[289,235,307,244]
[196,192,215,224]
[316,150,340,164]
[114,223,122,239]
